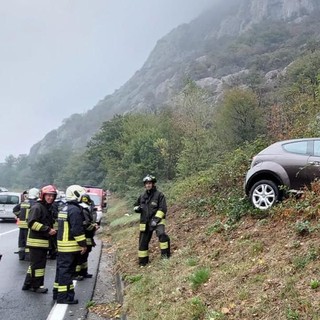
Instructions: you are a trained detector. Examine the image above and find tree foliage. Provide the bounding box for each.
[214,88,265,149]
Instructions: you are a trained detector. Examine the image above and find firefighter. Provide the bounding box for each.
[47,194,65,259]
[13,188,40,260]
[134,174,170,266]
[53,185,87,304]
[22,185,57,293]
[74,194,99,280]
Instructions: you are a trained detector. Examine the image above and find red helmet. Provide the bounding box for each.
[39,185,57,201]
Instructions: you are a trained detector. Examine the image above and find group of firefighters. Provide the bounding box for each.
[14,184,99,304]
[2,174,170,305]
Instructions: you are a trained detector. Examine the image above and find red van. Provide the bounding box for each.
[83,186,107,208]
[83,186,107,225]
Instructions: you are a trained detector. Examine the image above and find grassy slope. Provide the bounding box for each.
[91,185,320,320]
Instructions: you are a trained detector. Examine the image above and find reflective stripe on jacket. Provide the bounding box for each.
[26,201,53,249]
[57,202,86,253]
[134,187,167,224]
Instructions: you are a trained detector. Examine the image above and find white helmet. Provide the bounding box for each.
[28,188,40,200]
[66,185,86,202]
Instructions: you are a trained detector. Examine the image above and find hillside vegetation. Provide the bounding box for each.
[85,45,320,320]
[96,186,320,319]
[1,1,320,190]
[1,1,320,318]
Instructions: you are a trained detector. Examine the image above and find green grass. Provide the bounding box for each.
[189,267,210,290]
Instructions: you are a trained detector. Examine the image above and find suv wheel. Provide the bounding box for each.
[249,180,280,210]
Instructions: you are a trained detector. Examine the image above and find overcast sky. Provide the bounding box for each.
[0,0,213,162]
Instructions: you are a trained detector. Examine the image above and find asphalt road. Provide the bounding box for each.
[0,220,102,320]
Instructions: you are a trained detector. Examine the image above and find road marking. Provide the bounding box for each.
[46,280,77,320]
[46,303,68,320]
[0,228,19,236]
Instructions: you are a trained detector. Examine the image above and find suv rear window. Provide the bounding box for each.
[283,141,308,155]
[0,195,20,204]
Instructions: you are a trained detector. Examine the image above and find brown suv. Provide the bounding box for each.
[245,138,320,210]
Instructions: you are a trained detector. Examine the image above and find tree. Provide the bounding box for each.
[171,80,221,177]
[214,88,265,149]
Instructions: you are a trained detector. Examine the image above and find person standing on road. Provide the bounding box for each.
[74,193,99,280]
[53,185,87,304]
[134,174,170,266]
[13,188,40,261]
[22,185,57,293]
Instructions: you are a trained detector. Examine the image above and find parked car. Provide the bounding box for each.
[0,192,22,221]
[245,138,320,210]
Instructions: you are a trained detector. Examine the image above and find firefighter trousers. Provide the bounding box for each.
[53,251,80,302]
[23,247,47,289]
[138,224,170,266]
[18,228,30,260]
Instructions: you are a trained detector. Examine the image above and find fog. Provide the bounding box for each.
[0,0,214,162]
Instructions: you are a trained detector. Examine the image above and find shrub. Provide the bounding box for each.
[189,267,210,290]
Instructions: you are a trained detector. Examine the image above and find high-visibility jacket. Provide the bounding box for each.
[57,202,86,253]
[26,201,54,249]
[14,199,37,229]
[134,187,167,232]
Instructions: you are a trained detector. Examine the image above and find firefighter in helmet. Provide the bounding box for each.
[134,174,171,266]
[53,185,87,304]
[14,188,40,260]
[74,193,99,280]
[22,185,57,293]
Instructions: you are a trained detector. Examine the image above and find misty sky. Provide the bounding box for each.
[0,0,213,162]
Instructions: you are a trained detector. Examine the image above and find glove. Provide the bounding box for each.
[149,217,160,230]
[150,219,157,228]
[134,206,141,213]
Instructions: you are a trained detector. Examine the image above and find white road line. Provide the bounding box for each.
[0,228,19,236]
[46,280,77,320]
[46,303,68,320]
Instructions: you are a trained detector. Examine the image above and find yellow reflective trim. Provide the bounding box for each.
[53,282,59,289]
[27,238,49,248]
[27,266,31,274]
[138,250,148,258]
[25,208,30,221]
[63,221,69,242]
[35,268,45,277]
[31,222,44,231]
[18,221,28,228]
[158,219,166,225]
[58,285,68,292]
[139,223,146,231]
[57,240,81,252]
[160,242,169,249]
[74,234,86,242]
[76,265,81,272]
[58,213,68,219]
[155,210,165,219]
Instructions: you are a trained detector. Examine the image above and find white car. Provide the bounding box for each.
[0,192,21,221]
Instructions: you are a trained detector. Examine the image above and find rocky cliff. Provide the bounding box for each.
[29,0,320,159]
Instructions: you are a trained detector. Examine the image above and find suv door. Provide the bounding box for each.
[280,140,312,189]
[305,139,320,183]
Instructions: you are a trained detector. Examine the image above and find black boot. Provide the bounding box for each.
[18,250,25,260]
[57,299,78,304]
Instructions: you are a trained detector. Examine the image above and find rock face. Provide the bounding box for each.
[29,0,320,159]
[218,0,319,37]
